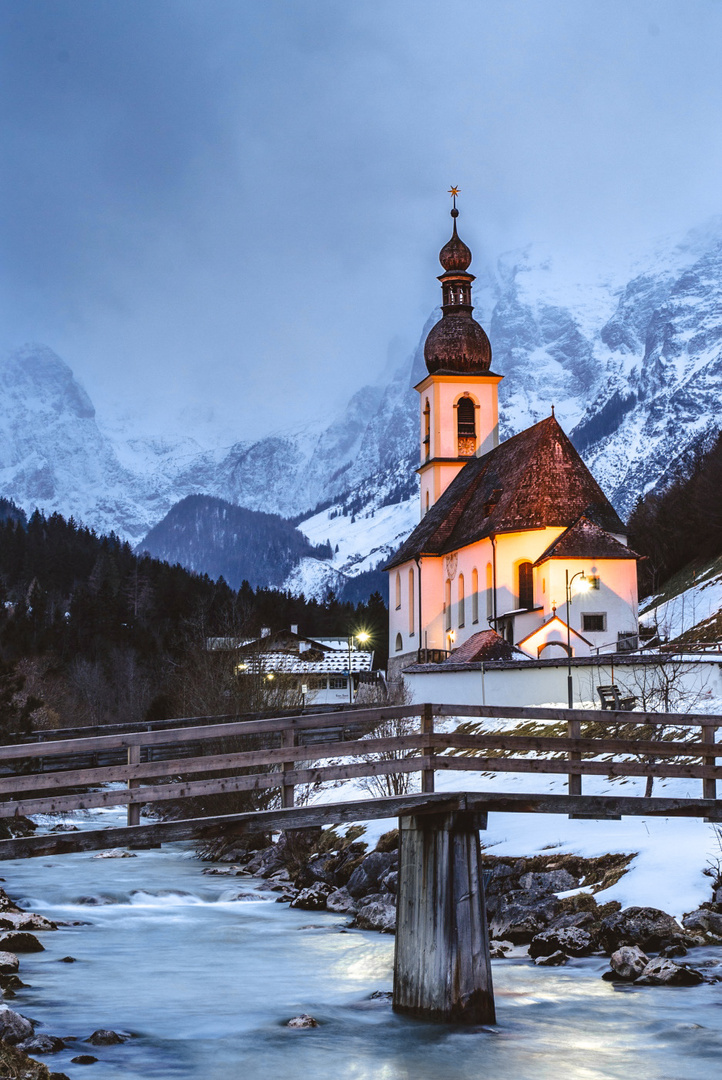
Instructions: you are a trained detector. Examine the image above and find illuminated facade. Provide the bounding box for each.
[386,204,639,672]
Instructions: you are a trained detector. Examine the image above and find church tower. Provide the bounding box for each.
[416,193,502,517]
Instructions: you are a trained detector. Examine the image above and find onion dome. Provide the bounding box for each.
[439,211,472,272]
[423,201,492,374]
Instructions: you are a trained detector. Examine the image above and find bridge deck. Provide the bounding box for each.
[1,789,720,860]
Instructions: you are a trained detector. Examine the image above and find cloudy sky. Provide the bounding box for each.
[3,0,722,442]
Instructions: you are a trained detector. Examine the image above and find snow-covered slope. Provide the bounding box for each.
[4,219,722,594]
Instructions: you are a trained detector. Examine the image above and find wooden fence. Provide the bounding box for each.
[0,703,720,825]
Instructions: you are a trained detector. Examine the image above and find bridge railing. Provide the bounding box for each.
[0,702,720,824]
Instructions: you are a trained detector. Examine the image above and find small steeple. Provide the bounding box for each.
[423,191,492,374]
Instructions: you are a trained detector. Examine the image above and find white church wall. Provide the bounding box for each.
[545,557,638,650]
[402,657,722,710]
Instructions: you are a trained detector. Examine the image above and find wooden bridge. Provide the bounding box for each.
[1,701,720,1025]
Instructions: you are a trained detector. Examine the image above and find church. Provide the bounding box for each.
[385,199,639,680]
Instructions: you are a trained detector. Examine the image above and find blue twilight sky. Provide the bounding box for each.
[2,0,722,441]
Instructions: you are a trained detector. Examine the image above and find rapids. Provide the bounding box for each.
[3,819,722,1079]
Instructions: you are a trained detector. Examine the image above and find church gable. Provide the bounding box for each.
[386,414,625,570]
[534,516,639,565]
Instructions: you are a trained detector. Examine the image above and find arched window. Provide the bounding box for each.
[518,561,533,610]
[425,490,430,514]
[408,568,415,636]
[444,578,452,630]
[486,561,493,618]
[471,567,479,623]
[457,396,476,457]
[458,573,465,627]
[395,633,403,652]
[423,399,431,460]
[395,571,401,611]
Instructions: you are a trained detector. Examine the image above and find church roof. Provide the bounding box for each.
[385,415,626,569]
[534,516,639,565]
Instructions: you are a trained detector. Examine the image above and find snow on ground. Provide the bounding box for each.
[284,497,418,597]
[307,708,722,918]
[641,565,722,641]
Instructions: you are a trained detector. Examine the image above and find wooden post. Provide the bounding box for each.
[393,809,494,1024]
[281,727,296,809]
[420,703,435,794]
[127,744,140,826]
[567,717,582,796]
[702,723,717,802]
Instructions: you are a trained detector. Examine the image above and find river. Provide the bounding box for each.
[4,817,722,1080]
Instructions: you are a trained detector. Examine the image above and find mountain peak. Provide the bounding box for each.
[2,344,95,420]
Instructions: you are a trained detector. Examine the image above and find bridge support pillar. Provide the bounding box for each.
[393,809,494,1025]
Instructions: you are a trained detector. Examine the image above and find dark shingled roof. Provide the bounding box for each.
[385,415,626,570]
[534,516,639,565]
[444,629,528,663]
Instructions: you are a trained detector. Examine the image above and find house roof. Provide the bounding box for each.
[534,516,639,565]
[385,415,626,569]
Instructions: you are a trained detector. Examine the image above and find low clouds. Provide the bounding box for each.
[2,1,722,440]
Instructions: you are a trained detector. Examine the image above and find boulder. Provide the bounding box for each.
[528,927,595,958]
[346,852,397,899]
[20,1034,66,1053]
[355,898,396,933]
[488,894,558,943]
[534,950,568,966]
[598,907,687,954]
[325,887,357,914]
[289,883,333,911]
[682,908,722,940]
[90,849,137,859]
[660,943,687,958]
[71,1054,99,1063]
[607,945,649,981]
[0,1004,34,1044]
[0,931,44,954]
[635,957,704,986]
[287,1014,318,1028]
[380,870,398,895]
[305,853,339,886]
[85,1029,129,1045]
[519,869,579,894]
[0,912,56,932]
[245,845,286,879]
[0,951,19,974]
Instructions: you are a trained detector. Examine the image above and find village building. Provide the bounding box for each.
[385,201,640,689]
[209,627,378,705]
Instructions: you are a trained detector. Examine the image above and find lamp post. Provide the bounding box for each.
[565,570,590,709]
[347,631,370,704]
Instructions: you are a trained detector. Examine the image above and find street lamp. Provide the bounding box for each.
[347,631,370,704]
[565,570,591,708]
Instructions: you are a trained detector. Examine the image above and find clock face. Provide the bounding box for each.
[458,436,476,457]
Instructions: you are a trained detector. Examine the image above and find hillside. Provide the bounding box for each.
[138,495,332,590]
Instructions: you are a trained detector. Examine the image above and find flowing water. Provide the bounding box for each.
[4,820,722,1079]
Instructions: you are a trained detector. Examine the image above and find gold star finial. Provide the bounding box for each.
[448,186,460,212]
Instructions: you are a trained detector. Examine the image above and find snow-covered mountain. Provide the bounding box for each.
[3,219,722,596]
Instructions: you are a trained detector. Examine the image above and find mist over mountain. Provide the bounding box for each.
[3,221,722,597]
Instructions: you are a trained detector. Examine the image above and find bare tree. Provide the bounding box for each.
[356,679,421,798]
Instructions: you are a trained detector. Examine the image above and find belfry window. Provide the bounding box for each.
[423,399,430,460]
[518,562,533,610]
[457,397,476,457]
